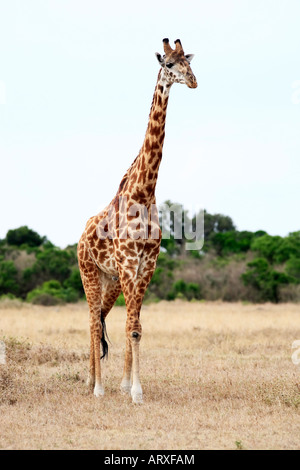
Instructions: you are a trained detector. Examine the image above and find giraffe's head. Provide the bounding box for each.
[155,38,197,89]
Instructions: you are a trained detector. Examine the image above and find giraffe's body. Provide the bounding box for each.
[77,38,197,403]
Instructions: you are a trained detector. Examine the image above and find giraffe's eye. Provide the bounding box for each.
[166,63,174,69]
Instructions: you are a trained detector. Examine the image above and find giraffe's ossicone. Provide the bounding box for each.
[77,38,197,404]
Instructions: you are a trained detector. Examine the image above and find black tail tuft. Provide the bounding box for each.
[100,315,109,360]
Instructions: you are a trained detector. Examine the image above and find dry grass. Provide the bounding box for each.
[0,300,299,450]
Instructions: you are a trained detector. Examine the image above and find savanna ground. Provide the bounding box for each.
[0,300,299,450]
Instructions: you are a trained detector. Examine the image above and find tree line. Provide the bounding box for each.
[0,204,299,305]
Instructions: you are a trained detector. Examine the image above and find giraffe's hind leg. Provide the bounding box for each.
[80,263,121,397]
[78,259,105,397]
[77,237,107,397]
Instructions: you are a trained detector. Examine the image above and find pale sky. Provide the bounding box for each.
[0,0,299,247]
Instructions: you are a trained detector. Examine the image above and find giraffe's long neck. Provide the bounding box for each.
[126,70,172,204]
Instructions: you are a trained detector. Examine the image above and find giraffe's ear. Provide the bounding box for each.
[155,53,165,67]
[185,54,194,63]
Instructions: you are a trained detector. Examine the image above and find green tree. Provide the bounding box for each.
[20,244,77,299]
[274,231,300,264]
[64,268,85,296]
[26,280,79,305]
[168,279,202,301]
[6,226,45,248]
[203,211,236,240]
[211,230,255,256]
[251,232,300,265]
[242,258,290,303]
[285,257,300,283]
[250,234,283,264]
[33,246,74,283]
[148,252,176,299]
[0,258,19,296]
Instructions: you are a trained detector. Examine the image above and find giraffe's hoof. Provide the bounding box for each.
[94,384,105,397]
[120,379,131,395]
[132,392,143,405]
[131,385,143,404]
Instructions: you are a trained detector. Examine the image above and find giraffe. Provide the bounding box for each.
[77,38,197,404]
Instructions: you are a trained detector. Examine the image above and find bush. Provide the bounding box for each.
[6,226,45,248]
[23,245,76,296]
[242,258,290,303]
[34,247,73,283]
[31,293,62,306]
[211,231,256,256]
[64,268,85,296]
[168,279,202,301]
[285,257,300,283]
[2,213,300,305]
[148,253,176,300]
[250,234,283,264]
[250,232,300,265]
[26,280,79,305]
[275,232,300,264]
[203,212,236,241]
[0,259,19,296]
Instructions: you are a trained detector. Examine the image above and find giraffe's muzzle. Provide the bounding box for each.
[187,78,198,89]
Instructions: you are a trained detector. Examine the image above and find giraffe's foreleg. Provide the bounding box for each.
[119,279,154,403]
[130,329,143,404]
[122,318,142,404]
[129,246,160,403]
[117,238,160,404]
[120,337,132,395]
[118,268,143,404]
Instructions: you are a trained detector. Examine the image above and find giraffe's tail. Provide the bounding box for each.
[100,315,109,360]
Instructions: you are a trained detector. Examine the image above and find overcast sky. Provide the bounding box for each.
[0,0,299,247]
